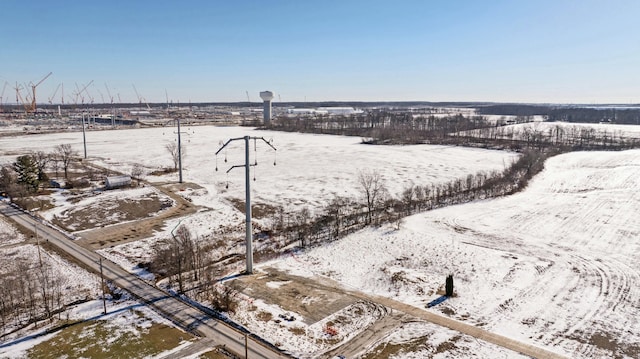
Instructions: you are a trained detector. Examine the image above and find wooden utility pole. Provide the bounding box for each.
[35,222,42,267]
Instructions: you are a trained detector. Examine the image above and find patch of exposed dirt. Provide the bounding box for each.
[360,334,432,359]
[228,268,358,325]
[51,191,173,232]
[75,183,198,249]
[227,198,278,219]
[568,330,640,358]
[149,168,178,176]
[163,182,205,192]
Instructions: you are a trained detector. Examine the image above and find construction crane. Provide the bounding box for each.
[29,72,52,112]
[14,82,21,106]
[22,82,33,105]
[14,83,30,112]
[74,80,94,106]
[104,83,116,127]
[73,83,82,105]
[132,84,150,110]
[97,88,105,104]
[48,83,61,104]
[104,83,114,104]
[83,83,95,104]
[0,81,8,112]
[132,84,142,106]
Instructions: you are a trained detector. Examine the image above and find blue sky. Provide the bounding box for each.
[1,1,638,104]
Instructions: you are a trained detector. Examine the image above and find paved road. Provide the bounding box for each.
[0,202,288,359]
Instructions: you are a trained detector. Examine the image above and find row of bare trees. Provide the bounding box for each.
[477,104,640,125]
[150,225,204,294]
[148,225,241,313]
[460,123,640,151]
[0,260,65,337]
[270,112,491,144]
[267,149,547,250]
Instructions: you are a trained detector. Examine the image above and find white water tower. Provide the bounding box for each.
[259,91,274,125]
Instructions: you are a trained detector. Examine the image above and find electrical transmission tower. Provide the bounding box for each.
[215,136,276,274]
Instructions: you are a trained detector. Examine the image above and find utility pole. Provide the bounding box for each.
[35,222,42,267]
[99,258,107,315]
[164,118,190,184]
[177,118,183,183]
[82,113,87,159]
[215,136,276,274]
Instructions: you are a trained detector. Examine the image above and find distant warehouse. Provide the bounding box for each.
[105,175,131,189]
[286,107,363,116]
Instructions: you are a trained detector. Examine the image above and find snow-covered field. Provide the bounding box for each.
[0,125,518,260]
[3,125,639,357]
[0,215,24,246]
[0,126,518,212]
[269,149,640,358]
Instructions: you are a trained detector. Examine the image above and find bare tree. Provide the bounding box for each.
[414,185,425,211]
[55,144,77,179]
[165,142,186,171]
[31,151,51,189]
[358,169,387,224]
[152,224,199,294]
[50,153,61,179]
[401,183,415,215]
[295,207,311,247]
[326,195,347,240]
[0,166,19,199]
[131,163,144,185]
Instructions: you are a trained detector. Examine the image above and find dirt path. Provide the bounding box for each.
[312,275,569,359]
[232,267,569,358]
[75,181,199,249]
[320,310,409,359]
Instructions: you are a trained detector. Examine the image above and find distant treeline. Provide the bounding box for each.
[268,112,640,150]
[477,104,640,124]
[270,112,489,144]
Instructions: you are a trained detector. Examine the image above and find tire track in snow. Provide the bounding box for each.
[440,214,638,356]
[558,253,635,344]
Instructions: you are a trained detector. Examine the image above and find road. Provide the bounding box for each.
[0,202,289,359]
